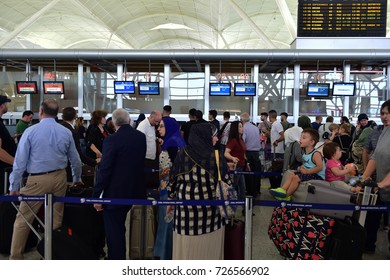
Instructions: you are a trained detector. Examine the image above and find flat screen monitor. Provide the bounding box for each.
[306,83,330,98]
[138,82,160,95]
[43,81,64,94]
[114,81,135,94]
[15,81,38,94]
[209,83,231,96]
[332,82,356,97]
[234,83,256,96]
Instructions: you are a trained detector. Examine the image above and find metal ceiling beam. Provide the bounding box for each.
[227,0,276,48]
[1,49,390,61]
[275,0,297,39]
[0,0,62,48]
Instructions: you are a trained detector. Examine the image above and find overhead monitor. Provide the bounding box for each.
[209,83,231,96]
[43,81,64,94]
[306,83,330,98]
[114,81,135,94]
[15,81,38,94]
[234,83,256,96]
[332,82,356,97]
[138,82,160,95]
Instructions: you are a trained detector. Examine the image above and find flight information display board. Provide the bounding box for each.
[298,0,387,37]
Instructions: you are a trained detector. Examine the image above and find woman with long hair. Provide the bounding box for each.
[86,110,109,159]
[224,120,247,200]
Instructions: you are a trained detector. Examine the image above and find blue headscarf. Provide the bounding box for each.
[161,117,185,151]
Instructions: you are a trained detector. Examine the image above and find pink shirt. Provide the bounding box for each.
[325,159,345,182]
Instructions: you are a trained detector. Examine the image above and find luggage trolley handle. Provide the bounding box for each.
[10,201,43,241]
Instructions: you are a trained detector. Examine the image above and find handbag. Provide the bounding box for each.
[214,150,237,219]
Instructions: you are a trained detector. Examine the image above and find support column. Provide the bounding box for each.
[204,64,210,115]
[78,64,84,117]
[117,64,123,109]
[387,65,390,101]
[252,64,259,122]
[26,62,31,110]
[293,64,300,124]
[38,66,43,107]
[343,64,351,117]
[164,64,170,106]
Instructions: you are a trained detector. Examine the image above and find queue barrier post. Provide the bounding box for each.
[44,193,53,260]
[244,196,253,260]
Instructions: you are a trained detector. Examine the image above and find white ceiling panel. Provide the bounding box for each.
[0,0,388,50]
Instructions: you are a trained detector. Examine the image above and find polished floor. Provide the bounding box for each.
[1,178,389,260]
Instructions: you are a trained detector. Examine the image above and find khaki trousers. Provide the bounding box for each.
[10,169,67,260]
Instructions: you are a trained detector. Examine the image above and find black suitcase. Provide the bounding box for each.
[326,216,365,260]
[62,187,105,259]
[0,201,38,254]
[37,225,97,260]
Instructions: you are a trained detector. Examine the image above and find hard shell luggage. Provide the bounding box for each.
[129,205,157,259]
[0,201,38,254]
[37,225,98,260]
[62,186,105,259]
[306,180,355,219]
[224,219,245,260]
[326,216,365,260]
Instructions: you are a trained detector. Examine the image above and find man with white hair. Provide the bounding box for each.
[240,112,261,198]
[93,108,146,260]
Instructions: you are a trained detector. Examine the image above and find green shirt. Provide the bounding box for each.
[15,120,29,135]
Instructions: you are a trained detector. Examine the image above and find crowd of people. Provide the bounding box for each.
[0,94,389,259]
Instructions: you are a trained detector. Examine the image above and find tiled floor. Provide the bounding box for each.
[1,178,389,260]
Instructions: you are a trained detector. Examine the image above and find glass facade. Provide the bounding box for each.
[1,67,387,123]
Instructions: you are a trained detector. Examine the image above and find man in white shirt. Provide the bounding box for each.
[241,112,261,197]
[269,110,284,158]
[137,111,162,190]
[137,111,162,160]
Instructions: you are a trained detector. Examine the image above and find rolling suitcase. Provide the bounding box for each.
[62,186,105,259]
[305,180,355,219]
[37,225,97,260]
[325,216,365,260]
[224,219,245,260]
[268,207,335,260]
[129,205,157,259]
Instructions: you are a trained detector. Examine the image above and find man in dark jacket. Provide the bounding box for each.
[61,107,98,182]
[93,108,146,260]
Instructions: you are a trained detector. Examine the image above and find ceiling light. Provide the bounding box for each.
[150,23,193,31]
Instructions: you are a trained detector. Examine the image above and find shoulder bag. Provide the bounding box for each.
[214,150,237,219]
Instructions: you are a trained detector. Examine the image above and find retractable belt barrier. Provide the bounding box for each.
[0,195,388,211]
[0,194,389,261]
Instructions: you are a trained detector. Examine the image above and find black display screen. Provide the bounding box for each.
[298,0,387,37]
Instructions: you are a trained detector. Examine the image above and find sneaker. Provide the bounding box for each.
[269,187,287,198]
[275,195,292,202]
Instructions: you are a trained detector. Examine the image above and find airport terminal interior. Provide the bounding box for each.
[1,0,390,260]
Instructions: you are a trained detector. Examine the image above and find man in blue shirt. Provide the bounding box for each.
[9,99,82,260]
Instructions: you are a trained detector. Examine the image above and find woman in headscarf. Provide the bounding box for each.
[154,117,185,260]
[167,123,229,260]
[283,115,312,171]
